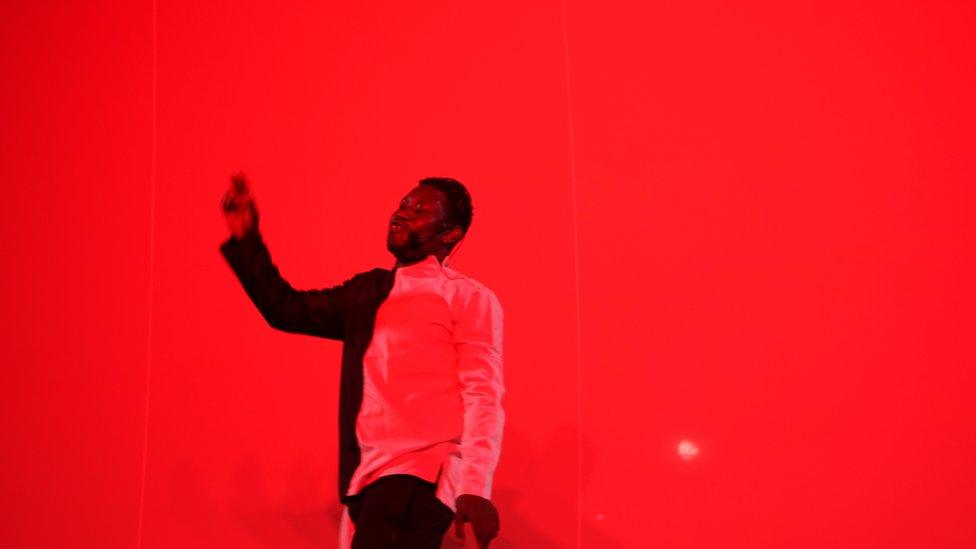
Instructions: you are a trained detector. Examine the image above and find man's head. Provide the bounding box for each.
[387,177,473,266]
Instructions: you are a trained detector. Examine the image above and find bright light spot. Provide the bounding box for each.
[677,439,699,461]
[594,513,605,521]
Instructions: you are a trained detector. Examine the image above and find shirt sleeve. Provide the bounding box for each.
[453,285,505,499]
[219,231,349,340]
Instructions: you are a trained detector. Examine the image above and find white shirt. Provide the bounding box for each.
[345,253,505,512]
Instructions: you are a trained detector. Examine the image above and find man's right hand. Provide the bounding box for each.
[221,172,259,239]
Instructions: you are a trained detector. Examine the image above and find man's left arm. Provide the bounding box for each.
[453,286,505,547]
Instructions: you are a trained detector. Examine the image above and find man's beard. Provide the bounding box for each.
[387,230,425,263]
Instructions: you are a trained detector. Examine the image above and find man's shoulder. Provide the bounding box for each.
[344,266,393,288]
[330,267,395,310]
[444,268,502,308]
[350,266,392,280]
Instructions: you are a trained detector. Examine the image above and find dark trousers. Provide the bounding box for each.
[348,474,455,549]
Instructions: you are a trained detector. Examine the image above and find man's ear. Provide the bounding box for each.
[442,225,464,245]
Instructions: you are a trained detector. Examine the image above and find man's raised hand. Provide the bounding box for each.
[221,172,259,239]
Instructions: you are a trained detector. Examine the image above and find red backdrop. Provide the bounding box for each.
[2,2,973,548]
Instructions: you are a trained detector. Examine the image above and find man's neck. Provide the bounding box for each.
[395,250,448,269]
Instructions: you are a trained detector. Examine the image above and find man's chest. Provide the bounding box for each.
[373,288,455,347]
[363,277,460,384]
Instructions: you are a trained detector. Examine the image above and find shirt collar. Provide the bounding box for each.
[395,254,448,277]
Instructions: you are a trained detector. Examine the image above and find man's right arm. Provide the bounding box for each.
[219,174,347,339]
[220,230,348,339]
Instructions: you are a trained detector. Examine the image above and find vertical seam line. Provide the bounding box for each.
[135,0,157,546]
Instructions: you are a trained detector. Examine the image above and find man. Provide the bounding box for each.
[219,174,504,548]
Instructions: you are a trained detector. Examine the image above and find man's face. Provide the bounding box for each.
[386,185,451,263]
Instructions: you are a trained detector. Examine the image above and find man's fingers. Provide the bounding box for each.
[473,518,495,548]
[223,173,251,210]
[455,516,465,545]
[221,188,254,214]
[232,172,247,192]
[222,192,244,213]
